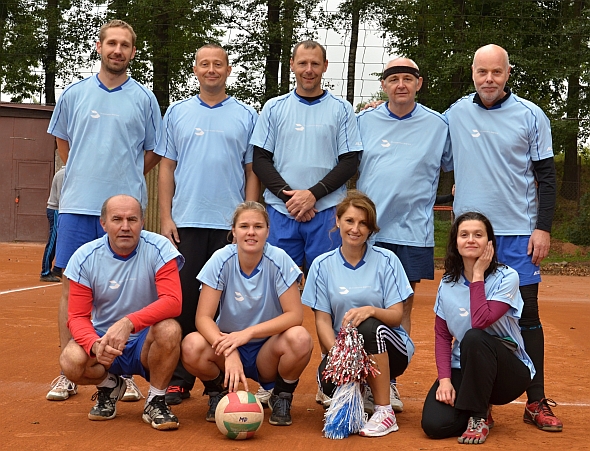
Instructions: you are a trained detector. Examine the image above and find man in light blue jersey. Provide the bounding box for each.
[46,20,162,402]
[251,40,362,274]
[156,44,260,405]
[445,44,561,432]
[60,195,183,430]
[357,58,452,338]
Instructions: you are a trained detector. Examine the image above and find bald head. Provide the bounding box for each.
[473,44,510,70]
[385,57,419,71]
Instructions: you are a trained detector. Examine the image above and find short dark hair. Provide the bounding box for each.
[443,211,500,283]
[195,43,229,66]
[334,190,380,237]
[99,20,137,47]
[292,40,327,61]
[100,195,143,222]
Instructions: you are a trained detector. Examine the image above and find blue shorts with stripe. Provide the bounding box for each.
[495,235,541,286]
[56,213,105,269]
[238,339,274,390]
[96,327,150,381]
[267,205,341,270]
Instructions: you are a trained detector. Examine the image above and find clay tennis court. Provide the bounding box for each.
[1,242,588,450]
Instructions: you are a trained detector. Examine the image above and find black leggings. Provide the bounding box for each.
[421,328,531,439]
[318,317,409,396]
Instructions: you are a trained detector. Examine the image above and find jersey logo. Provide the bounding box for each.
[109,280,121,290]
[459,307,469,317]
[339,287,349,295]
[381,139,390,148]
[294,123,305,132]
[194,128,205,136]
[234,292,244,302]
[471,130,480,138]
[90,110,101,119]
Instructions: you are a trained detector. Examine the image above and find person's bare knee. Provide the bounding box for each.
[59,340,89,383]
[151,319,182,351]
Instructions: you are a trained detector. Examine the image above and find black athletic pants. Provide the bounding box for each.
[318,317,409,397]
[168,227,231,390]
[421,328,531,439]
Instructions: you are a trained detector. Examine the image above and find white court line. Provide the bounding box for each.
[0,284,61,295]
[511,400,590,407]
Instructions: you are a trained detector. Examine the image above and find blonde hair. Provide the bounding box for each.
[99,20,137,46]
[231,201,269,227]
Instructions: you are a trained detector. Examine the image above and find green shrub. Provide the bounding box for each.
[568,193,590,245]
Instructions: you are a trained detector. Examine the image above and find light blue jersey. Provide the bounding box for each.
[434,266,535,378]
[197,243,302,342]
[155,96,257,229]
[445,92,553,235]
[48,75,162,215]
[357,103,452,247]
[64,231,184,338]
[250,90,363,215]
[302,245,415,362]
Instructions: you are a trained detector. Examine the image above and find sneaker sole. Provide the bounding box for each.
[359,423,399,437]
[142,414,179,430]
[121,394,142,402]
[268,418,292,426]
[391,402,404,413]
[165,393,190,406]
[88,409,117,421]
[523,416,563,432]
[46,388,77,401]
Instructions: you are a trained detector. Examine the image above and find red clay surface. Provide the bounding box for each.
[1,242,589,450]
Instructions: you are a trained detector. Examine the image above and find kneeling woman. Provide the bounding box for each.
[302,191,414,437]
[421,212,534,444]
[181,201,313,426]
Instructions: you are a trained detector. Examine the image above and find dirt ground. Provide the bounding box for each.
[1,242,589,450]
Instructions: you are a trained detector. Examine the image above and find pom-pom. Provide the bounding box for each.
[323,323,380,385]
[321,323,380,439]
[323,382,364,439]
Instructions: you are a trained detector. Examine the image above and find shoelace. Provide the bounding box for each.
[539,398,558,416]
[90,389,112,407]
[50,375,72,390]
[148,396,169,415]
[124,378,144,398]
[466,416,486,432]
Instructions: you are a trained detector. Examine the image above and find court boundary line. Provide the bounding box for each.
[0,284,61,295]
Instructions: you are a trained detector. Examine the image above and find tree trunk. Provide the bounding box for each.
[265,0,281,104]
[152,8,170,115]
[561,0,583,200]
[44,0,59,104]
[346,1,359,105]
[279,0,295,94]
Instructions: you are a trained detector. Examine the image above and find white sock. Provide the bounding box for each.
[374,404,393,413]
[147,386,166,403]
[97,373,118,388]
[283,378,298,384]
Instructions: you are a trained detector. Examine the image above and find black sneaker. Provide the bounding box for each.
[88,375,126,421]
[142,395,179,430]
[40,274,61,283]
[205,390,228,422]
[165,385,190,405]
[268,391,293,426]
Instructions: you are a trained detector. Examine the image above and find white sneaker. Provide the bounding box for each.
[121,376,144,402]
[359,407,399,437]
[390,382,404,413]
[46,374,77,401]
[315,388,331,408]
[363,385,374,414]
[254,386,272,406]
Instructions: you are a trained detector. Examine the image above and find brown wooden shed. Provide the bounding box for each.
[0,103,56,242]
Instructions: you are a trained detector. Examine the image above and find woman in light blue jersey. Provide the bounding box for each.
[421,212,534,445]
[181,201,313,427]
[302,190,414,438]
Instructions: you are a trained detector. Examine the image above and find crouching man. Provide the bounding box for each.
[59,194,184,430]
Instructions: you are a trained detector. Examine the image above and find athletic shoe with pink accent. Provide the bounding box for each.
[524,398,563,432]
[359,408,399,437]
[458,416,490,444]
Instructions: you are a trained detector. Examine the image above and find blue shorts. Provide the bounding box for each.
[495,235,541,286]
[375,242,434,282]
[56,214,105,269]
[96,327,150,381]
[267,205,341,269]
[237,339,274,390]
